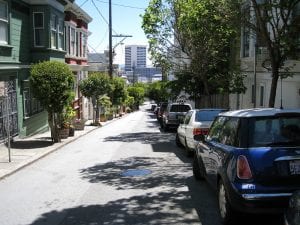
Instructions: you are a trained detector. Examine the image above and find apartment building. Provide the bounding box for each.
[124,45,147,72]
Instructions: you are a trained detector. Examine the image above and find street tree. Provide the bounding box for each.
[244,0,300,107]
[147,81,170,103]
[111,77,127,114]
[30,61,74,143]
[142,0,245,106]
[79,72,112,124]
[127,86,145,110]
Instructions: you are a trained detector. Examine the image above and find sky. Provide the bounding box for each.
[75,0,151,65]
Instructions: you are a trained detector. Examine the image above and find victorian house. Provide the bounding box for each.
[0,0,92,143]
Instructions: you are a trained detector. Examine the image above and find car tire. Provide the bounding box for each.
[176,134,183,147]
[193,155,205,180]
[163,123,169,132]
[218,180,237,225]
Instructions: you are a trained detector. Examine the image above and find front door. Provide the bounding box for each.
[0,79,18,142]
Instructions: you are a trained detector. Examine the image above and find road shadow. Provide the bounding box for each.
[80,156,191,190]
[9,139,53,149]
[29,190,201,225]
[104,132,174,145]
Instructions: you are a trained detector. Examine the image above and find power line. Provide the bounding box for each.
[91,0,118,35]
[95,0,145,10]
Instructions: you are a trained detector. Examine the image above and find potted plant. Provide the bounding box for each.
[59,106,76,138]
[73,118,86,130]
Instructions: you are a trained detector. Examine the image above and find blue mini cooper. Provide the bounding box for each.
[193,108,300,224]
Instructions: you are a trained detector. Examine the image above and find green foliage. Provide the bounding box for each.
[30,61,75,142]
[111,77,127,106]
[30,61,75,113]
[147,81,170,103]
[127,86,145,108]
[79,72,112,99]
[79,72,112,124]
[142,0,243,100]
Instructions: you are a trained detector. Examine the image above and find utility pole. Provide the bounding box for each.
[109,0,113,78]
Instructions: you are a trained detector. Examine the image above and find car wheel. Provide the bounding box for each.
[176,133,183,147]
[193,155,205,180]
[218,180,236,225]
[163,123,169,132]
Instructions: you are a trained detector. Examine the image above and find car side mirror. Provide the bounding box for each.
[194,134,205,142]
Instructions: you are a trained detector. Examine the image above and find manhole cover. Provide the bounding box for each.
[121,169,152,177]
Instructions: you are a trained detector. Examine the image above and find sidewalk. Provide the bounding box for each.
[0,118,119,180]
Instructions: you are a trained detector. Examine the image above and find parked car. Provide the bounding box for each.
[176,108,227,156]
[162,102,192,131]
[193,108,300,224]
[157,102,168,125]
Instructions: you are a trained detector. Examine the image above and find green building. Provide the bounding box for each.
[0,0,72,142]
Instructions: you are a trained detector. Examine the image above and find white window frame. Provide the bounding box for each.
[50,14,57,49]
[58,18,64,50]
[82,32,87,58]
[33,12,44,47]
[70,26,76,56]
[0,0,8,45]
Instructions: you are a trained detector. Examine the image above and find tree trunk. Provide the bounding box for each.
[48,112,60,143]
[269,66,279,108]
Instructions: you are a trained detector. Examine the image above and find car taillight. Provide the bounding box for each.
[193,128,209,136]
[237,155,252,179]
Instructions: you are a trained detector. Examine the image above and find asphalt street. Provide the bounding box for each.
[0,103,283,225]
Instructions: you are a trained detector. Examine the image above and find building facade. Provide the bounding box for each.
[229,1,300,110]
[0,0,91,143]
[124,45,147,72]
[64,2,92,121]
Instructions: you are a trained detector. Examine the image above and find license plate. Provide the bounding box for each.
[289,160,300,175]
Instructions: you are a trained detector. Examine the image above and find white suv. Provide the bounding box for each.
[162,103,192,131]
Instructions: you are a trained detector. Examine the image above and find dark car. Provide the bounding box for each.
[193,108,300,224]
[157,102,168,125]
[162,102,192,131]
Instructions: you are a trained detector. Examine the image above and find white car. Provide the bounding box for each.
[176,108,226,156]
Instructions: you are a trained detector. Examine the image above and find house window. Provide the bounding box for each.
[70,27,76,56]
[58,19,64,50]
[0,0,8,45]
[82,33,87,58]
[50,14,57,48]
[259,85,265,107]
[23,86,44,118]
[33,12,44,47]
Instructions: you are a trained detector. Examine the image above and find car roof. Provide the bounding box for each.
[194,108,227,112]
[219,108,300,118]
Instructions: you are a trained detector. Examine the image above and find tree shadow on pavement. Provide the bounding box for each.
[29,190,201,225]
[104,132,174,145]
[9,140,53,149]
[79,156,191,190]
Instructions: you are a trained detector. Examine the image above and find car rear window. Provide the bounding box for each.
[195,110,224,122]
[170,104,191,112]
[249,116,300,147]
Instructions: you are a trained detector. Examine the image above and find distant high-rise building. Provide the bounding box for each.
[125,45,147,71]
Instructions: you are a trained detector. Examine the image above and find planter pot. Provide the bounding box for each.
[69,127,75,136]
[59,128,69,139]
[74,123,85,130]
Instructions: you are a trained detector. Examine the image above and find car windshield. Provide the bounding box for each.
[195,110,224,122]
[170,105,191,112]
[249,115,300,147]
